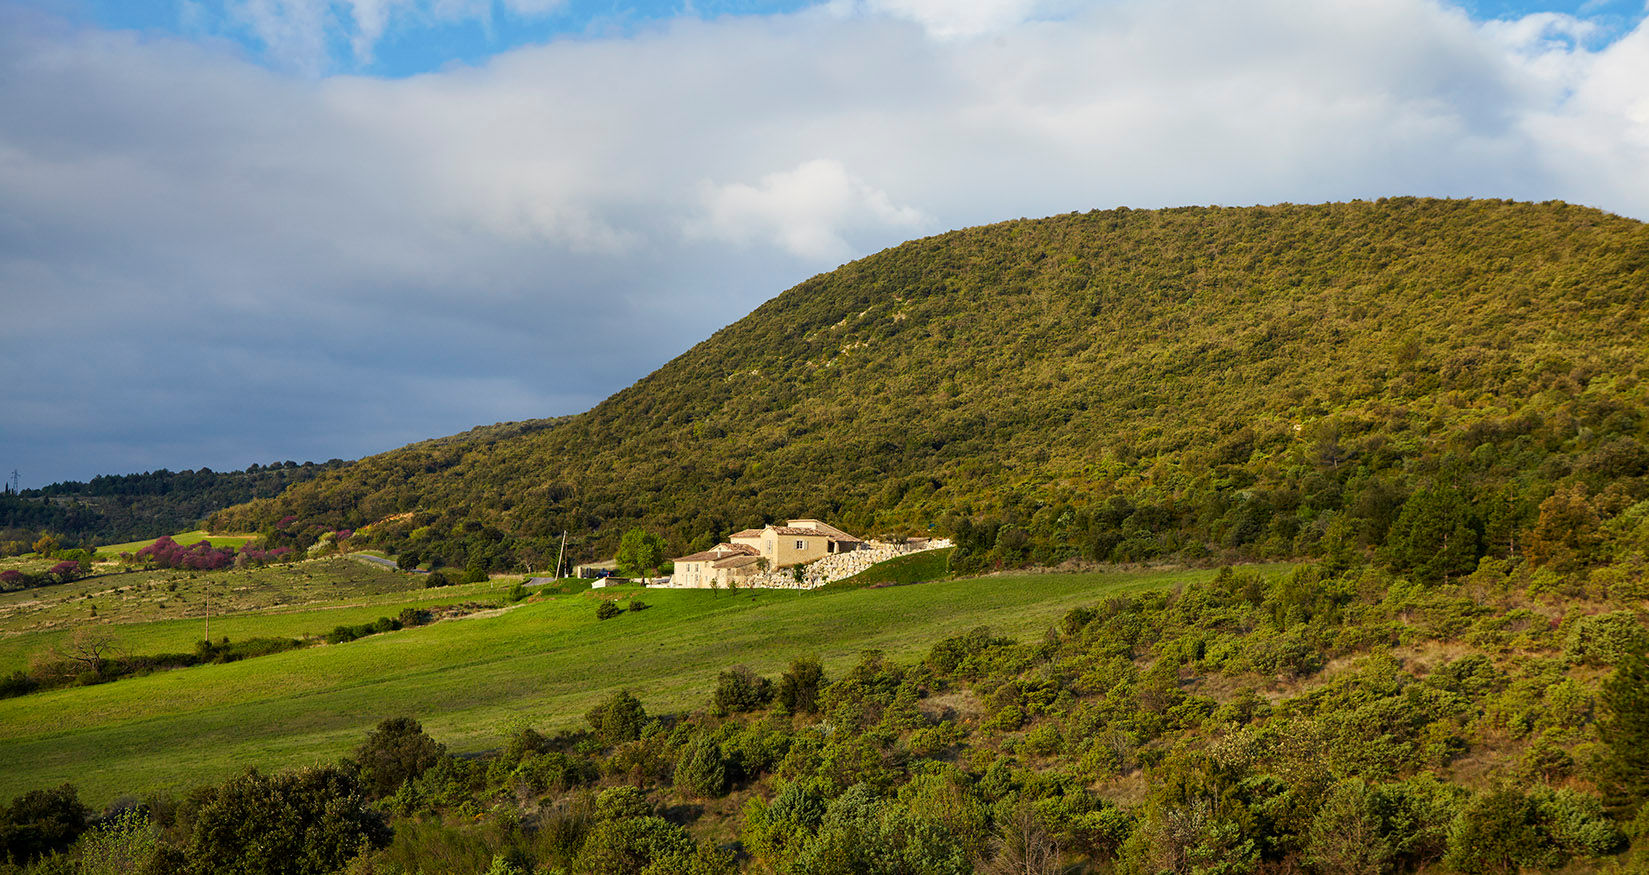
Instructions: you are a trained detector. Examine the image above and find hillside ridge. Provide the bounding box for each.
[208,198,1649,578]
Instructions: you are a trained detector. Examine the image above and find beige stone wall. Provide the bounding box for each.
[674,559,712,588]
[767,533,829,567]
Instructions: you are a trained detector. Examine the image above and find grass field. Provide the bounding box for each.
[0,557,517,670]
[95,530,261,556]
[0,563,1271,805]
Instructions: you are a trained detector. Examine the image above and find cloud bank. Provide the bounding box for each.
[2,0,1647,485]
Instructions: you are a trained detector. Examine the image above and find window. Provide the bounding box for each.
[796,540,806,550]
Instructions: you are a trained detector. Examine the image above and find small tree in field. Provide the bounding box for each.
[31,534,60,557]
[615,528,667,581]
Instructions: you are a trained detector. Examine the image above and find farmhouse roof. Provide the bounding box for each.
[672,543,759,563]
[712,554,762,570]
[788,519,861,541]
[730,528,766,539]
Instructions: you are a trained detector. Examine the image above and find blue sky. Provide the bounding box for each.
[31,0,1649,76]
[3,0,1648,488]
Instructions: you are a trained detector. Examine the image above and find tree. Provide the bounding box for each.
[1527,484,1603,570]
[31,533,60,557]
[776,656,825,715]
[77,807,158,875]
[616,529,667,581]
[54,626,118,676]
[353,716,447,799]
[47,560,83,584]
[1306,780,1393,875]
[1383,485,1479,583]
[181,766,389,875]
[587,690,647,745]
[0,784,88,866]
[712,665,773,716]
[1443,787,1548,873]
[674,735,732,798]
[1599,649,1649,818]
[980,805,1061,875]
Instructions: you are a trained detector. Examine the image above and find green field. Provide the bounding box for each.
[95,530,261,555]
[0,563,1244,805]
[0,556,514,670]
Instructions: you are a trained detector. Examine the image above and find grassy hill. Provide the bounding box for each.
[207,198,1649,582]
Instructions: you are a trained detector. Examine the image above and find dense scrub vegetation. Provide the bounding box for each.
[4,558,1646,873]
[206,199,1649,583]
[0,462,343,550]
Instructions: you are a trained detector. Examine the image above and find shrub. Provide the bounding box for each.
[713,665,773,716]
[354,716,447,799]
[423,571,451,588]
[776,657,825,715]
[596,600,623,620]
[1444,787,1549,873]
[181,766,389,875]
[1564,611,1649,666]
[587,691,647,745]
[0,784,88,866]
[674,735,732,799]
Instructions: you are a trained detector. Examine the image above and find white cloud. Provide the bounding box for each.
[690,159,929,261]
[2,0,1649,482]
[828,0,1060,38]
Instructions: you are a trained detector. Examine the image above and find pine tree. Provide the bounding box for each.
[1599,649,1649,819]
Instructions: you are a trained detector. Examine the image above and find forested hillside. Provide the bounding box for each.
[0,462,343,549]
[208,199,1649,578]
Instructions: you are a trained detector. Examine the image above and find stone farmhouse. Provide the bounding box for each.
[670,519,864,589]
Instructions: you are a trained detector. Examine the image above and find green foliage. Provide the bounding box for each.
[775,657,824,715]
[674,734,732,799]
[179,765,389,875]
[586,691,647,746]
[209,200,1649,583]
[0,784,87,866]
[1599,649,1649,818]
[615,529,667,580]
[595,600,622,621]
[712,665,773,717]
[76,807,158,875]
[353,716,447,799]
[0,462,342,548]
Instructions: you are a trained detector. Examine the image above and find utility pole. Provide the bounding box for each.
[555,531,567,579]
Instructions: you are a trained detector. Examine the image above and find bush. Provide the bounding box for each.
[674,735,732,798]
[596,600,623,621]
[354,716,447,799]
[587,691,647,745]
[423,571,451,588]
[0,784,88,866]
[1445,787,1549,873]
[776,657,825,715]
[181,766,389,875]
[713,665,773,716]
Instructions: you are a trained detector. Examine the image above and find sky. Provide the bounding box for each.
[2,0,1647,488]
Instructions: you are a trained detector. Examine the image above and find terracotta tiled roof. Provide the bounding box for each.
[712,555,762,570]
[730,529,766,539]
[672,543,758,563]
[789,520,862,541]
[770,526,825,536]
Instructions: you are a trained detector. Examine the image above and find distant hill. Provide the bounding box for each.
[1,462,343,549]
[208,199,1649,575]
